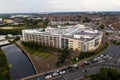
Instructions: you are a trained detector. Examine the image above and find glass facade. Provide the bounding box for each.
[95,38,99,47]
[61,38,68,49]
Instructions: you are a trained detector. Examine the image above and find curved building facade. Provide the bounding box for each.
[22,24,103,52]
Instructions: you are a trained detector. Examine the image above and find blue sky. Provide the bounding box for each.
[0,0,120,13]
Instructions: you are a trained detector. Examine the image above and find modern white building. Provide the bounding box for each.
[22,24,103,52]
[0,18,3,23]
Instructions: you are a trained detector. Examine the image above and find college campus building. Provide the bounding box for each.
[22,24,103,52]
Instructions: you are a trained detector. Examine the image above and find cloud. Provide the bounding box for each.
[0,0,120,13]
[49,0,120,11]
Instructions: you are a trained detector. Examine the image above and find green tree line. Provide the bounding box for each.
[56,49,70,67]
[0,29,22,35]
[90,68,120,80]
[0,49,11,80]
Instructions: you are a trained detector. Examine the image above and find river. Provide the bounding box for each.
[1,44,36,80]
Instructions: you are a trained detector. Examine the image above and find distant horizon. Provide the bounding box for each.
[1,11,120,14]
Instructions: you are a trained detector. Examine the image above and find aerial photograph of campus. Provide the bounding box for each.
[0,0,120,80]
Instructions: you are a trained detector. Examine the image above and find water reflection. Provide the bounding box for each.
[1,44,36,80]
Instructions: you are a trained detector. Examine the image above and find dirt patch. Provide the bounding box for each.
[32,54,58,73]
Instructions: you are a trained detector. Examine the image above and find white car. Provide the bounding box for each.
[45,75,52,79]
[84,61,88,63]
[52,72,59,76]
[59,70,66,74]
[73,64,79,67]
[106,55,109,58]
[100,55,104,58]
[93,58,98,61]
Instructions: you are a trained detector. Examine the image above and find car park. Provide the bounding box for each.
[43,53,113,79]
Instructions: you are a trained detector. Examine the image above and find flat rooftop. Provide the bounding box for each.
[23,24,102,42]
[0,40,10,46]
[0,35,5,41]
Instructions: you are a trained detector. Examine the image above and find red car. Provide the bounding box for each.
[80,63,84,67]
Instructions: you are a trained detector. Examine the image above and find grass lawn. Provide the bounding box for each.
[34,52,52,58]
[26,47,52,59]
[95,42,109,54]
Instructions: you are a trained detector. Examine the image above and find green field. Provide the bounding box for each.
[21,41,53,59]
[33,51,52,58]
[25,46,52,59]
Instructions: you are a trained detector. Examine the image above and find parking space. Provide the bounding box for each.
[102,44,120,58]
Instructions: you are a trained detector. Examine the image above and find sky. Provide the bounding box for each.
[0,0,120,13]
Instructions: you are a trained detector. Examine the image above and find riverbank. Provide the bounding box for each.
[1,44,35,80]
[16,41,59,74]
[15,42,38,74]
[0,49,11,80]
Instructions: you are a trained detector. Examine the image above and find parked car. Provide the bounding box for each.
[80,63,84,67]
[45,74,52,79]
[73,64,79,69]
[52,70,59,76]
[83,61,90,66]
[66,66,73,72]
[82,69,87,72]
[59,70,66,74]
[52,72,59,76]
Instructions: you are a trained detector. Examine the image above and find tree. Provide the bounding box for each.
[44,18,50,27]
[90,68,120,80]
[99,24,105,29]
[56,49,70,67]
[83,17,92,23]
[0,50,10,80]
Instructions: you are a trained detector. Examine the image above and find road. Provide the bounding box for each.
[50,61,120,80]
[62,67,100,80]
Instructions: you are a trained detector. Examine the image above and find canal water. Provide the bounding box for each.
[1,44,36,80]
